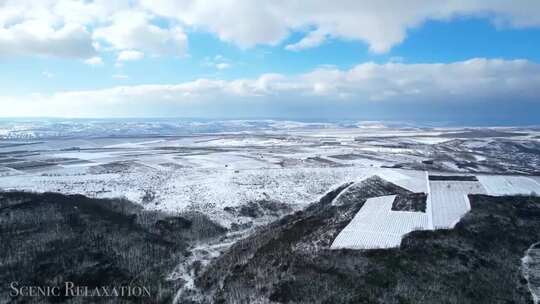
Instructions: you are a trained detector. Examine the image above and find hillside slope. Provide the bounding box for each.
[0,192,226,303]
[189,177,540,304]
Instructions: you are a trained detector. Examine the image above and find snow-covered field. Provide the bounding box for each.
[477,175,540,196]
[0,162,425,227]
[331,172,540,250]
[331,195,429,249]
[429,180,486,229]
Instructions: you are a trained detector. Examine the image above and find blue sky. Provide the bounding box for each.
[1,1,540,124]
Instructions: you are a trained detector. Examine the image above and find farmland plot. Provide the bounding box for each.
[429,180,486,229]
[331,195,429,249]
[477,175,540,196]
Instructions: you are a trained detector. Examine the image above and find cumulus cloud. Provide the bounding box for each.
[2,0,540,59]
[298,58,540,101]
[0,1,185,60]
[0,0,112,58]
[92,10,187,57]
[0,21,96,58]
[141,0,289,48]
[141,0,540,53]
[3,58,539,118]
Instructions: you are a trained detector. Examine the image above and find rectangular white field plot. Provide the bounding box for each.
[429,181,486,229]
[477,175,540,196]
[331,195,429,250]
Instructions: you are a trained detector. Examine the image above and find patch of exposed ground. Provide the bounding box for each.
[391,192,427,212]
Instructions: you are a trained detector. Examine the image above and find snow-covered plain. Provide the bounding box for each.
[0,122,539,232]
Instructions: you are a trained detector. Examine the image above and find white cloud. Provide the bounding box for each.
[141,0,288,48]
[0,21,96,58]
[142,0,540,53]
[0,0,112,58]
[305,58,540,101]
[0,1,185,59]
[117,50,144,61]
[84,56,104,66]
[3,58,539,117]
[93,10,187,57]
[1,1,540,58]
